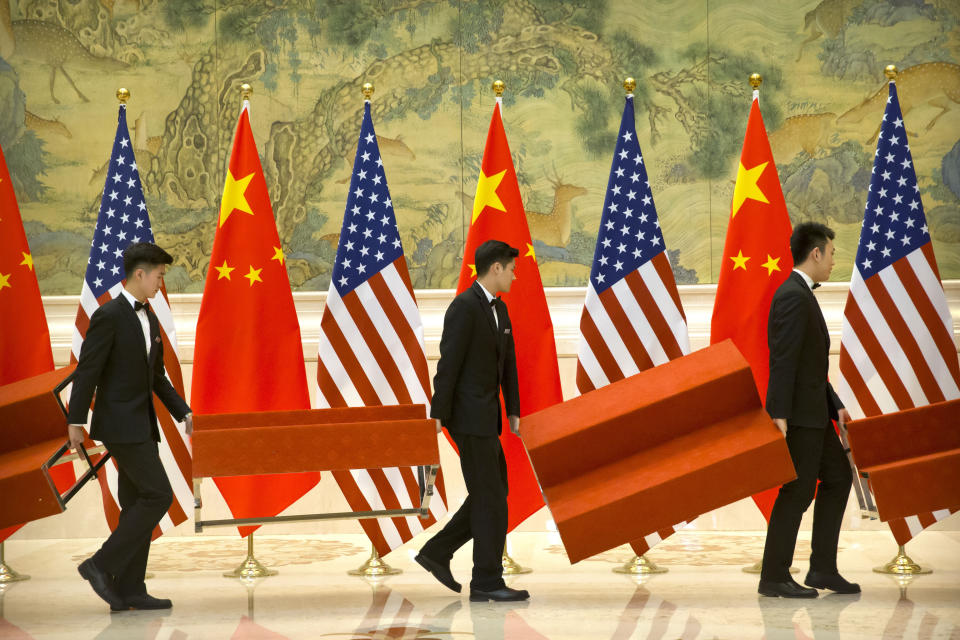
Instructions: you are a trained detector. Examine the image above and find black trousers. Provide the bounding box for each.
[761,423,852,582]
[93,440,172,597]
[420,432,508,591]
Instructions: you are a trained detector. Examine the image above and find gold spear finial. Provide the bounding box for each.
[362,83,374,100]
[749,73,763,89]
[116,88,130,103]
[492,80,505,97]
[884,64,898,80]
[623,77,636,94]
[240,83,252,101]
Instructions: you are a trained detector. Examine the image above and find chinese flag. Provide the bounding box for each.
[456,100,563,530]
[191,103,318,537]
[709,92,793,520]
[0,142,74,542]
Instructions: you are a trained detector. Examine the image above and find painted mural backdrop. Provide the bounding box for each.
[1,0,958,294]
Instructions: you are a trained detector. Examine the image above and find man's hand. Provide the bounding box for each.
[837,408,851,427]
[435,419,443,434]
[68,425,86,452]
[508,415,520,436]
[773,418,788,436]
[184,413,194,437]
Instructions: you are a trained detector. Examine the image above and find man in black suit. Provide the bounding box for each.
[68,242,192,611]
[415,240,528,602]
[759,222,858,598]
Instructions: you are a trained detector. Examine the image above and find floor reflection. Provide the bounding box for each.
[880,583,959,640]
[345,584,462,639]
[611,587,701,639]
[757,592,860,640]
[90,609,183,640]
[0,532,957,639]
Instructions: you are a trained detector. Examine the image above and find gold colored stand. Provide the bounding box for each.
[613,554,668,575]
[742,560,799,574]
[502,552,532,575]
[224,533,278,579]
[348,546,402,577]
[0,543,30,584]
[873,545,932,575]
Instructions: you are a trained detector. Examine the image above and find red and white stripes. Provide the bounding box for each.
[838,243,959,545]
[577,252,689,393]
[316,258,446,555]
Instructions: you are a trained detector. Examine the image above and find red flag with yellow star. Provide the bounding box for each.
[710,91,793,520]
[0,141,74,543]
[191,102,318,537]
[456,100,563,530]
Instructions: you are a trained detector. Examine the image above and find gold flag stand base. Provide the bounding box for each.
[873,545,932,575]
[502,552,532,575]
[348,547,401,577]
[224,534,277,579]
[613,554,667,575]
[0,543,29,584]
[742,560,799,574]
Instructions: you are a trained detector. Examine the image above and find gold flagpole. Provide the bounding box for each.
[612,76,668,581]
[874,544,931,575]
[0,542,29,584]
[348,545,402,578]
[224,532,277,579]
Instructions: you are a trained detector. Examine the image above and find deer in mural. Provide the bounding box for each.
[838,62,960,143]
[457,169,587,248]
[526,169,587,248]
[796,0,861,62]
[5,19,128,104]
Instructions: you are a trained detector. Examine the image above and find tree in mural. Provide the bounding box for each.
[143,0,782,290]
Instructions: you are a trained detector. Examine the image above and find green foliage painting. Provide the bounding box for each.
[1,0,957,294]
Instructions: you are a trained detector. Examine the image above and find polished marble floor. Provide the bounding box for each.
[1,531,958,639]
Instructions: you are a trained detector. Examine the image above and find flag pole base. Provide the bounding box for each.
[502,552,532,575]
[224,534,277,579]
[742,560,799,574]
[873,545,932,575]
[0,543,29,584]
[348,547,401,577]
[613,554,667,575]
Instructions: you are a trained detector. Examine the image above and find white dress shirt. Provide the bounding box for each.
[120,289,152,356]
[793,268,816,291]
[477,281,498,329]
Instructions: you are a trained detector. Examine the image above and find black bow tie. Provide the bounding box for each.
[134,300,148,312]
[811,282,821,290]
[490,298,497,307]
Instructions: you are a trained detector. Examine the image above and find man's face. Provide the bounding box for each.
[813,239,835,282]
[134,264,167,300]
[495,259,517,293]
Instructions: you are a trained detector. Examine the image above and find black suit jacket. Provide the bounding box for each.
[67,295,190,443]
[431,281,521,436]
[765,271,842,428]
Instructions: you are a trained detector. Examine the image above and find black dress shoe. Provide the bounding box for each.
[758,578,819,598]
[78,559,125,610]
[469,586,530,602]
[805,571,860,594]
[415,553,461,593]
[111,593,173,612]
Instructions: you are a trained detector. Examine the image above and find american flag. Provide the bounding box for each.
[71,104,193,536]
[316,101,446,555]
[575,93,690,556]
[836,80,960,545]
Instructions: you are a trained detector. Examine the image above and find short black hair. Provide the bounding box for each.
[475,240,519,276]
[123,242,173,276]
[790,222,835,264]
